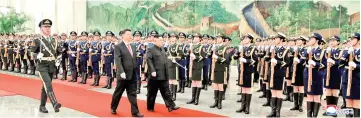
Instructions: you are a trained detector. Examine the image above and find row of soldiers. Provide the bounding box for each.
[0,30,359,117]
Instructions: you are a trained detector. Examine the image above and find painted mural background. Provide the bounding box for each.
[86,0,360,43]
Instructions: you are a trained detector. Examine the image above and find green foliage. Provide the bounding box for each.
[266,1,350,36]
[340,21,360,42]
[0,10,30,33]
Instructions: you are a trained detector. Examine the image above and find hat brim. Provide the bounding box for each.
[41,24,51,27]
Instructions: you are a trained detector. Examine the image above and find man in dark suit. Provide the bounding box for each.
[110,29,143,117]
[146,31,180,112]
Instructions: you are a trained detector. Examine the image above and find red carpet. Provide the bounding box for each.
[0,73,224,117]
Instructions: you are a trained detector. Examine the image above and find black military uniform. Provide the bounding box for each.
[59,33,68,80]
[146,33,179,112]
[30,19,61,113]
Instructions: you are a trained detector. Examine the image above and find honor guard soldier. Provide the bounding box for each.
[89,31,102,86]
[162,32,170,51]
[133,31,144,93]
[167,32,180,101]
[257,38,268,98]
[284,37,296,102]
[209,34,230,109]
[301,33,326,117]
[234,33,258,114]
[30,19,62,113]
[201,34,212,90]
[16,35,26,73]
[0,33,3,69]
[145,32,180,112]
[266,32,290,117]
[186,33,206,105]
[87,34,94,79]
[339,33,360,117]
[67,31,79,82]
[223,36,235,100]
[28,34,36,75]
[52,34,60,78]
[339,39,350,109]
[290,36,308,112]
[78,31,90,84]
[102,31,115,89]
[255,38,263,92]
[7,33,15,71]
[184,35,192,88]
[176,32,187,93]
[322,35,342,116]
[58,33,68,80]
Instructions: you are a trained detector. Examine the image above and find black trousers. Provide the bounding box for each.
[147,79,175,110]
[39,71,58,106]
[111,79,139,115]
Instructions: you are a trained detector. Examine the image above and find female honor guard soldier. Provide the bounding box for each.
[209,34,229,109]
[167,33,180,101]
[266,32,290,117]
[301,33,326,117]
[339,33,360,117]
[290,36,308,112]
[283,38,295,102]
[234,33,258,114]
[30,19,61,113]
[187,33,206,105]
[322,35,342,116]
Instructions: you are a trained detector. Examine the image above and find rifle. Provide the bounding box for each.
[263,47,269,82]
[347,49,354,96]
[24,41,28,60]
[270,46,276,88]
[291,47,299,84]
[239,46,244,85]
[76,41,80,72]
[307,48,313,92]
[325,48,332,86]
[88,41,92,67]
[210,45,216,81]
[189,44,193,78]
[99,42,104,74]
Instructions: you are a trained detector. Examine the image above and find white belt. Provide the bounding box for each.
[41,57,55,61]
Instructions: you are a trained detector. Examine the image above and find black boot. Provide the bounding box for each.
[257,81,263,92]
[107,77,112,89]
[266,98,276,117]
[283,86,291,101]
[185,80,189,87]
[181,81,185,93]
[222,85,227,100]
[22,66,28,74]
[244,94,252,114]
[79,73,86,84]
[237,93,245,103]
[69,72,77,82]
[290,93,299,110]
[187,87,196,104]
[307,102,314,117]
[217,91,223,109]
[259,84,266,98]
[102,77,110,88]
[275,98,283,117]
[172,85,177,101]
[177,81,182,93]
[194,88,201,105]
[354,108,360,117]
[236,93,246,112]
[210,90,219,108]
[313,102,321,117]
[95,75,100,86]
[346,107,354,117]
[263,90,271,106]
[90,75,98,86]
[61,71,67,80]
[39,106,49,113]
[187,80,192,88]
[30,66,36,75]
[47,92,61,112]
[323,96,332,116]
[136,81,141,94]
[289,87,293,102]
[298,93,304,112]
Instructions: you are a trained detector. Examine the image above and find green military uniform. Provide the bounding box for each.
[212,44,228,84]
[30,19,61,113]
[167,41,180,80]
[190,43,205,81]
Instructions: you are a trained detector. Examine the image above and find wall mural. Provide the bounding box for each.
[86,0,360,43]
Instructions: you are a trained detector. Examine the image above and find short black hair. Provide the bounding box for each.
[123,29,132,34]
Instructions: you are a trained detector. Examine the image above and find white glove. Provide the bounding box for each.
[307,47,312,54]
[151,72,157,77]
[120,73,126,79]
[102,50,105,53]
[293,46,298,50]
[77,48,80,51]
[326,47,331,52]
[5,44,7,47]
[25,46,28,49]
[348,47,354,54]
[349,62,356,68]
[71,54,76,57]
[190,53,196,59]
[37,53,44,59]
[308,60,316,66]
[212,55,218,59]
[271,58,277,64]
[270,46,275,51]
[240,57,247,63]
[172,59,176,63]
[89,49,92,52]
[294,58,300,63]
[327,58,335,64]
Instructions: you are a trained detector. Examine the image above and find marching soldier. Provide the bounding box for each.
[67,31,79,82]
[166,32,180,101]
[102,31,115,89]
[290,36,307,112]
[177,32,187,93]
[340,33,360,117]
[201,34,212,90]
[266,32,290,117]
[321,35,342,116]
[78,32,90,84]
[234,33,258,114]
[301,33,326,117]
[186,33,206,105]
[89,31,102,86]
[30,19,62,113]
[209,34,229,109]
[133,31,145,93]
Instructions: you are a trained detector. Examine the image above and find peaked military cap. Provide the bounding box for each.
[38,19,52,27]
[133,31,142,37]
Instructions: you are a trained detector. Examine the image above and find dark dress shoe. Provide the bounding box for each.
[111,109,117,114]
[39,106,48,113]
[147,109,154,112]
[132,113,144,117]
[54,103,61,113]
[168,106,180,112]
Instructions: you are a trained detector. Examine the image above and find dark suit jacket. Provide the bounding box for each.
[114,41,137,80]
[146,45,168,80]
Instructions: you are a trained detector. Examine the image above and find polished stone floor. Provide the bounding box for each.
[0,66,344,117]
